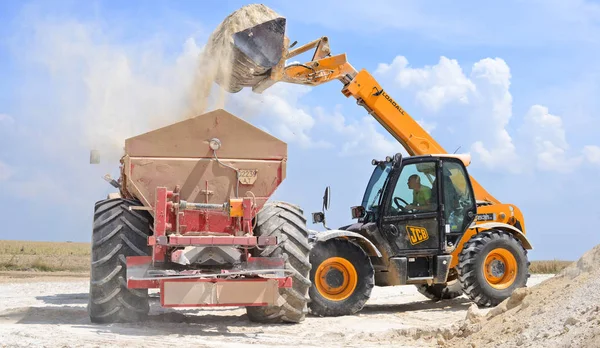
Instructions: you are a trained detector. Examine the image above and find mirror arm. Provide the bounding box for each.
[322,214,330,230]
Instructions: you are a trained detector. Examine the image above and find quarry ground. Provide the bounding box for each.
[0,272,553,348]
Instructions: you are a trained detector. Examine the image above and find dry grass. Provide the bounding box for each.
[0,240,90,273]
[0,239,573,275]
[529,260,573,274]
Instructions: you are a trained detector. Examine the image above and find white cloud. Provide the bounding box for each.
[4,10,339,205]
[0,161,12,181]
[416,119,436,134]
[376,56,476,112]
[520,104,582,172]
[0,114,14,125]
[7,11,336,190]
[583,145,600,164]
[281,0,600,47]
[376,55,519,172]
[469,58,520,172]
[12,16,212,166]
[374,55,595,174]
[226,84,331,149]
[314,105,402,158]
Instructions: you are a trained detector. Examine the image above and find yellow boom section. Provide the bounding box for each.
[343,69,499,205]
[223,26,528,240]
[251,37,499,204]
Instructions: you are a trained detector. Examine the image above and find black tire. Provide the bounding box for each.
[457,229,529,307]
[88,198,153,323]
[308,238,374,317]
[416,280,463,301]
[245,202,312,323]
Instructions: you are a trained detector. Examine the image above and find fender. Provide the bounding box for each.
[312,230,383,257]
[471,222,533,250]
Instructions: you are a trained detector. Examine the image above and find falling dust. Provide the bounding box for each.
[184,3,283,118]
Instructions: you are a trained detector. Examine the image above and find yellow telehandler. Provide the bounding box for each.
[207,4,532,316]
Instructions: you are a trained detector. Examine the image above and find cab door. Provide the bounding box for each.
[379,159,443,256]
[438,158,477,246]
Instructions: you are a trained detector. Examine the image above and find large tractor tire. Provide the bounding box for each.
[245,202,312,324]
[88,198,153,324]
[308,238,375,317]
[416,279,463,301]
[457,229,529,307]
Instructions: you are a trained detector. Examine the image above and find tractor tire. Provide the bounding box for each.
[457,229,530,307]
[416,280,463,301]
[88,198,153,324]
[245,202,312,324]
[308,238,375,317]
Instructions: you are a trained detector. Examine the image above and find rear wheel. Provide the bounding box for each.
[245,202,312,323]
[457,229,529,307]
[308,239,374,317]
[88,198,153,323]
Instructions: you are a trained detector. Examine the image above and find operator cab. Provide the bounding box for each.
[351,153,477,284]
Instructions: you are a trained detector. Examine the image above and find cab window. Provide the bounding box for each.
[442,161,474,232]
[388,161,437,215]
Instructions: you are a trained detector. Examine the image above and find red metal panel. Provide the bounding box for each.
[165,235,277,246]
[243,197,253,234]
[279,277,293,288]
[127,256,153,266]
[128,278,160,289]
[153,187,168,263]
[126,256,159,289]
[158,277,292,307]
[247,256,285,269]
[181,210,234,234]
[233,236,256,245]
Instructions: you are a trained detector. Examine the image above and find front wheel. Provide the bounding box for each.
[457,229,529,307]
[308,239,374,317]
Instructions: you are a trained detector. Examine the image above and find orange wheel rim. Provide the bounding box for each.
[483,248,518,290]
[315,257,358,301]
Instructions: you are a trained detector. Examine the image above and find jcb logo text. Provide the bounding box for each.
[406,226,429,245]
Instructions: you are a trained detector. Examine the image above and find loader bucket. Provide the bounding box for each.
[232,17,286,69]
[202,4,288,93]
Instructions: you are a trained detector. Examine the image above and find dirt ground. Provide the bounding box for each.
[0,273,552,348]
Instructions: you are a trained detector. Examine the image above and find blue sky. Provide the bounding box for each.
[1,0,600,261]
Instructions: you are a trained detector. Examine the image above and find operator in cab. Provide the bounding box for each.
[406,174,432,211]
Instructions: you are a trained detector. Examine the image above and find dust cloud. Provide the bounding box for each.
[185,3,283,118]
[10,4,283,167]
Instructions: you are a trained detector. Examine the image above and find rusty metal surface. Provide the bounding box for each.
[124,109,286,160]
[125,156,284,212]
[122,109,286,213]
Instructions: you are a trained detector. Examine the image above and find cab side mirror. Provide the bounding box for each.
[323,186,330,211]
[392,152,403,169]
[311,186,331,230]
